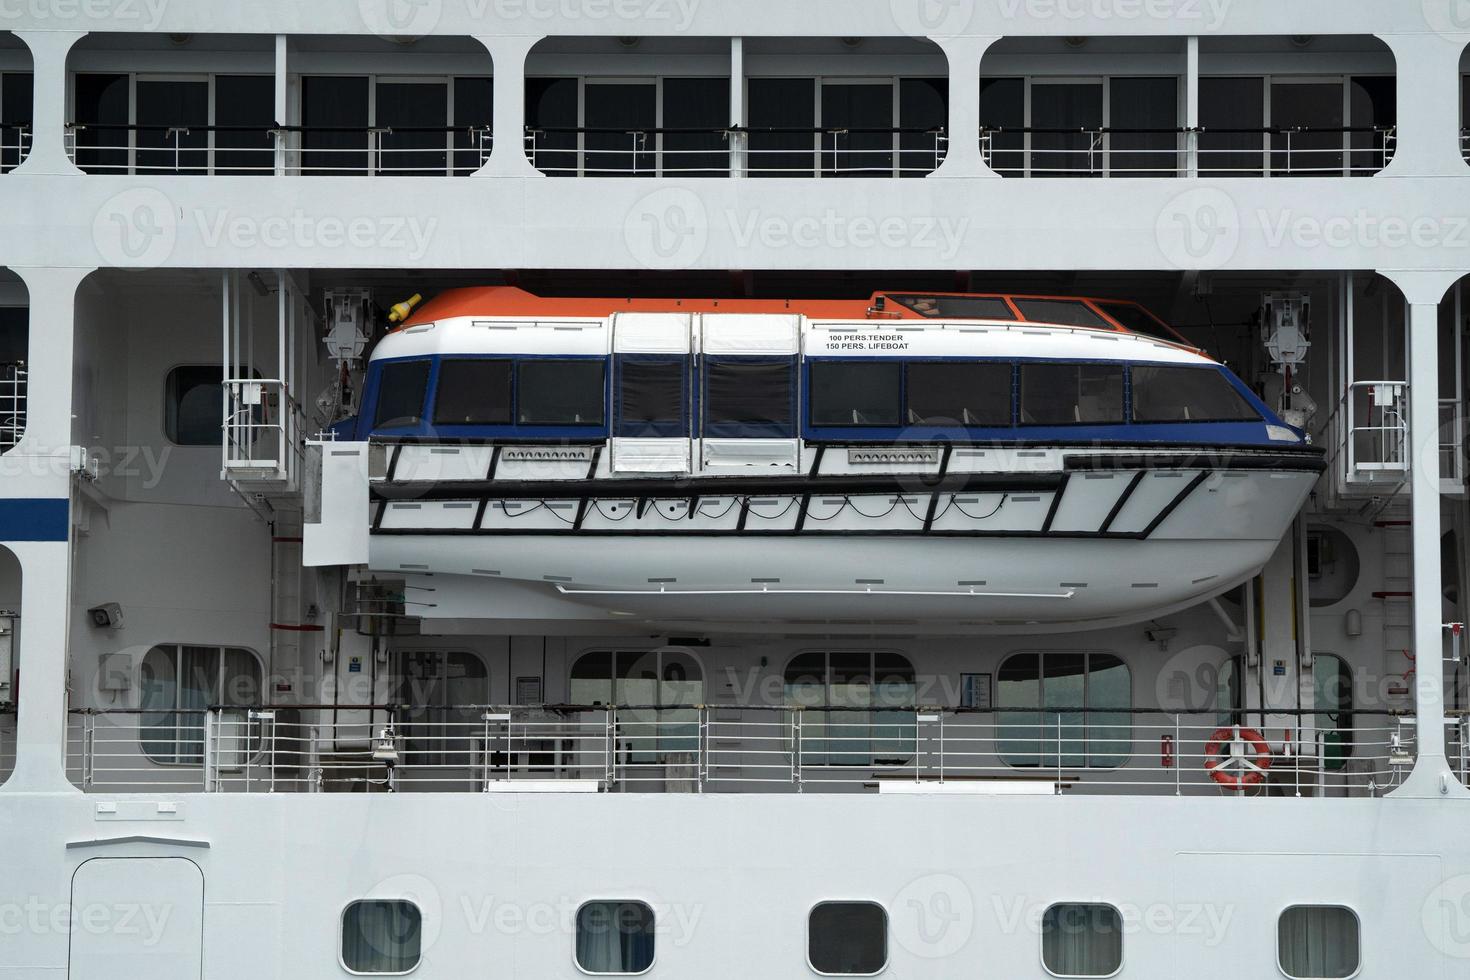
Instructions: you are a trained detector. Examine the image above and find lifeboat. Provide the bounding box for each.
[342,287,1322,633]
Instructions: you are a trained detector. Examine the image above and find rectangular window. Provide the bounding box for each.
[808,902,887,976]
[576,901,656,975]
[393,651,488,768]
[73,73,130,173]
[898,78,947,177]
[1348,75,1395,174]
[452,76,493,175]
[1,72,32,173]
[140,645,261,765]
[1278,906,1359,980]
[376,79,448,176]
[663,76,729,177]
[889,294,1016,320]
[516,359,605,425]
[165,365,225,446]
[341,900,422,975]
[214,75,274,174]
[905,362,1012,426]
[979,77,1024,175]
[809,361,902,427]
[748,77,815,176]
[526,76,577,175]
[1042,904,1124,978]
[1013,299,1109,329]
[997,651,1131,768]
[1130,365,1260,422]
[704,358,794,435]
[433,359,512,425]
[1109,76,1177,177]
[302,75,369,175]
[1018,363,1124,425]
[135,78,208,174]
[822,81,893,176]
[585,81,656,176]
[1271,80,1344,176]
[617,356,687,437]
[1200,76,1264,177]
[1031,81,1102,176]
[373,361,430,428]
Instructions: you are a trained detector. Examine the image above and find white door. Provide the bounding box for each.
[69,856,204,980]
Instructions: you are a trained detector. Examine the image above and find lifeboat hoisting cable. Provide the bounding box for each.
[1204,725,1273,790]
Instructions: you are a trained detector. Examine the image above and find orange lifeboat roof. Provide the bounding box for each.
[402,286,1190,345]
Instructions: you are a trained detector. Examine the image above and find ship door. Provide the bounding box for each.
[610,313,693,474]
[69,857,204,980]
[696,314,801,475]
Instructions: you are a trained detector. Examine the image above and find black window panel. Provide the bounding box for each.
[1031,82,1102,176]
[1349,76,1395,174]
[433,359,512,425]
[617,357,687,436]
[1019,363,1125,425]
[166,366,224,445]
[0,307,26,364]
[663,77,729,177]
[136,79,209,174]
[748,77,815,176]
[526,77,577,176]
[1109,77,1177,177]
[1200,76,1264,177]
[705,359,794,429]
[808,903,887,976]
[898,78,947,177]
[302,76,369,175]
[1097,302,1182,344]
[374,361,430,428]
[585,82,656,176]
[822,82,892,176]
[516,360,605,425]
[888,294,1016,320]
[906,362,1012,426]
[1131,365,1260,422]
[452,76,493,175]
[1014,299,1109,328]
[73,73,130,173]
[213,75,274,175]
[376,81,448,176]
[809,361,902,427]
[979,77,1024,175]
[2,73,32,172]
[1271,81,1343,176]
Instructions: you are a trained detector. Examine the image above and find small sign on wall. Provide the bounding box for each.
[515,676,543,705]
[961,673,992,710]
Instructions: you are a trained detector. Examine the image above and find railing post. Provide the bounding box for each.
[792,709,802,792]
[697,705,707,793]
[605,706,616,792]
[1174,714,1181,796]
[202,709,214,793]
[1055,715,1063,793]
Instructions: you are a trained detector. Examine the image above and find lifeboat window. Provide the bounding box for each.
[784,652,915,766]
[1095,302,1185,344]
[616,356,687,438]
[340,900,422,975]
[433,359,512,426]
[373,361,431,428]
[997,652,1131,768]
[1018,363,1124,425]
[886,294,1016,320]
[703,358,796,435]
[809,361,903,427]
[575,901,656,975]
[1013,299,1110,329]
[905,362,1013,426]
[1130,365,1260,423]
[808,901,888,976]
[1041,903,1123,978]
[1277,906,1359,980]
[516,359,606,426]
[139,645,262,765]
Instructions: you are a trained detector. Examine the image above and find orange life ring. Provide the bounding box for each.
[1204,726,1272,789]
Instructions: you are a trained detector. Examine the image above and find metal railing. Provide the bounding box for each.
[980,125,1395,177]
[1322,380,1410,482]
[223,378,304,485]
[63,704,1413,798]
[0,362,25,453]
[0,123,30,173]
[0,706,14,785]
[1443,397,1467,487]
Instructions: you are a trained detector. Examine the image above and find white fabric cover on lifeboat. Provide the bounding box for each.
[702,314,800,354]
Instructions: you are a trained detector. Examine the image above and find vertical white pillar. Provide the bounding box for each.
[1185,37,1199,178]
[1387,270,1470,798]
[930,36,1001,179]
[1378,34,1465,177]
[475,35,543,178]
[1,266,90,794]
[729,37,745,178]
[10,31,85,177]
[274,35,288,175]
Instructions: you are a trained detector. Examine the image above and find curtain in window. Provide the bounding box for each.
[342,900,422,974]
[576,902,655,974]
[1278,907,1358,979]
[1042,904,1123,978]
